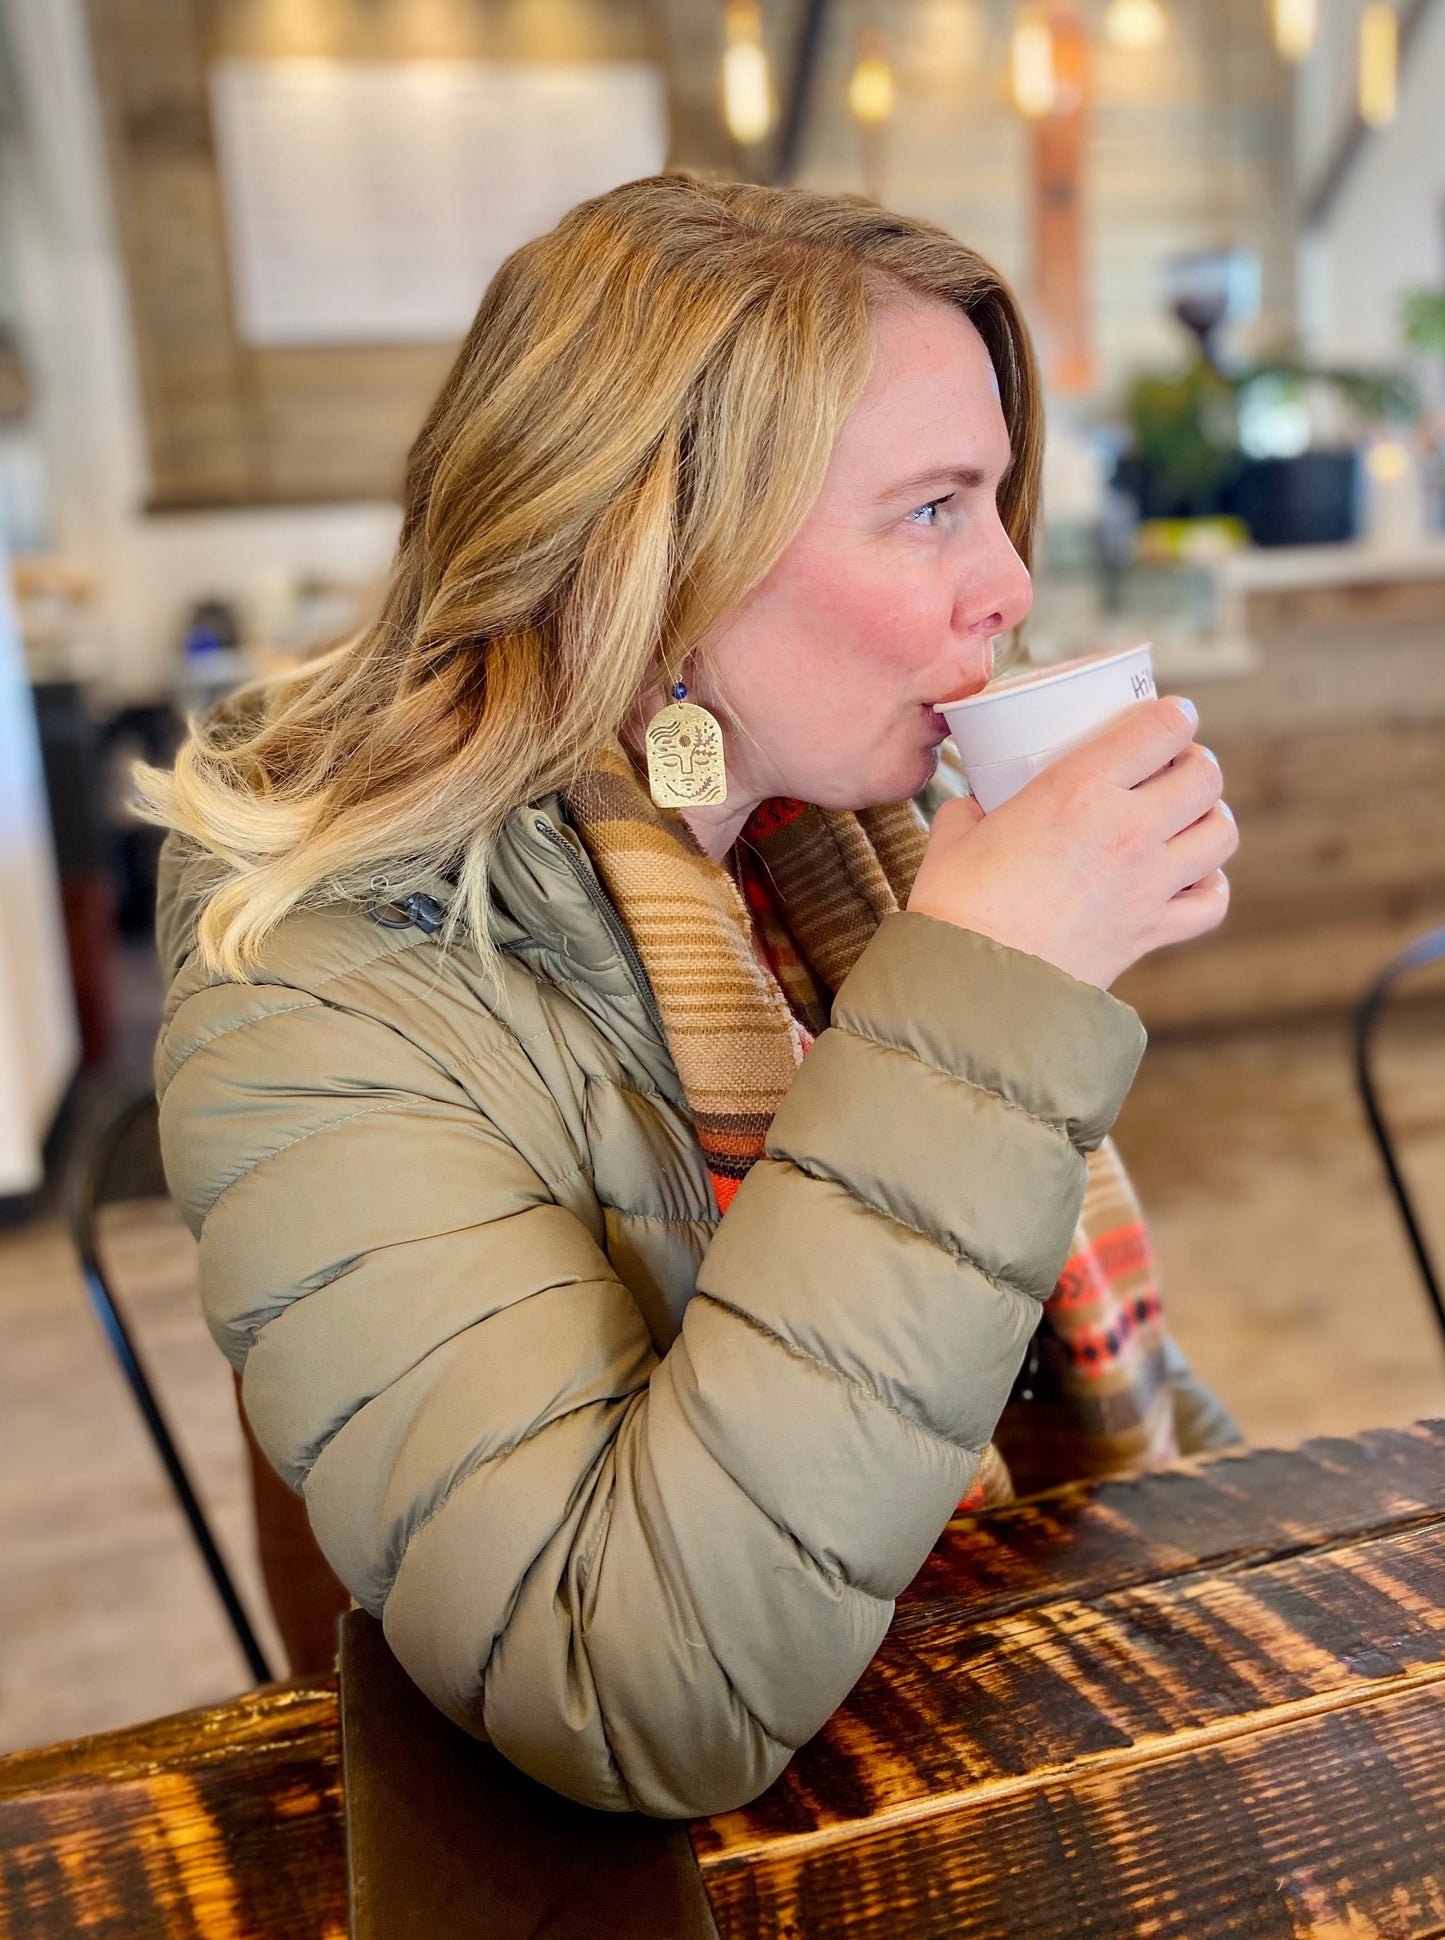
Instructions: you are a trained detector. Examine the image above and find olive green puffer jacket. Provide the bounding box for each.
[154,796,1149,1817]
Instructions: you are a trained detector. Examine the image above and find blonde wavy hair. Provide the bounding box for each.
[139,173,1043,978]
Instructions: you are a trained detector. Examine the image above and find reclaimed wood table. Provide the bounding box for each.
[4,1420,1445,1939]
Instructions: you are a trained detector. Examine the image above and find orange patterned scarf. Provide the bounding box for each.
[564,745,1178,1500]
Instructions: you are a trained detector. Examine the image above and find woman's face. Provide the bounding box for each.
[693,297,1034,814]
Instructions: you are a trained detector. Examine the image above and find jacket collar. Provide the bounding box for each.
[486,795,662,1034]
[482,795,681,1102]
[159,793,669,1074]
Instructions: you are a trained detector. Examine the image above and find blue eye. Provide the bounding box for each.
[906,493,955,527]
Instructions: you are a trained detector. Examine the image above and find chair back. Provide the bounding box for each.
[1353,924,1445,1349]
[67,1086,275,1683]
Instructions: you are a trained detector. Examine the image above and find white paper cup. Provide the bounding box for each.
[936,643,1157,812]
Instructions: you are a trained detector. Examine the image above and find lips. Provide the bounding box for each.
[927,639,997,708]
[927,670,993,709]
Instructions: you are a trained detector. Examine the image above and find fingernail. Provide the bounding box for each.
[1220,801,1235,822]
[1202,745,1220,768]
[1178,698,1199,728]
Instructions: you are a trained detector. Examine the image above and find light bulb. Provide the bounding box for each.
[1271,0,1318,62]
[1366,440,1409,483]
[722,0,773,145]
[1011,18,1057,118]
[1359,3,1398,127]
[1104,0,1167,51]
[848,53,896,124]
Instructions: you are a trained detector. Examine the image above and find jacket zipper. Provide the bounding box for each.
[533,819,666,1039]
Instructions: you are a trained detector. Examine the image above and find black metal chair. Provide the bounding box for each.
[67,1086,276,1683]
[1353,923,1445,1352]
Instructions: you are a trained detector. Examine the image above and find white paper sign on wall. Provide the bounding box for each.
[209,58,669,348]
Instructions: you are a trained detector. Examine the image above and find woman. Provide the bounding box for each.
[143,175,1238,1817]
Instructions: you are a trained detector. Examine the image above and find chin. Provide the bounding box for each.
[894,739,944,801]
[837,741,940,812]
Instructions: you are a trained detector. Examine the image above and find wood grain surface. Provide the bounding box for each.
[3,1424,1443,1940]
[908,1421,1445,1629]
[701,1684,1445,1939]
[694,1520,1445,1853]
[0,1682,344,1940]
[692,1423,1445,1939]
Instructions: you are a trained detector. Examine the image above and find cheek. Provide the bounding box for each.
[789,550,944,689]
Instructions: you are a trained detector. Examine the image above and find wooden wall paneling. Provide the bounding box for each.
[247,344,457,503]
[1114,595,1445,1028]
[1199,610,1445,738]
[84,0,668,509]
[1113,734,1445,1023]
[1245,577,1445,634]
[1116,902,1445,1031]
[1207,726,1445,922]
[86,0,261,505]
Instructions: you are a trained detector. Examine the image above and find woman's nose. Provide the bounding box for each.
[960,529,1032,638]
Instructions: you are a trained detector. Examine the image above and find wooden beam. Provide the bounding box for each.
[1029,6,1094,394]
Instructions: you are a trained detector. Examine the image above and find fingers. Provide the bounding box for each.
[1077,696,1199,791]
[1159,867,1232,945]
[1135,741,1225,837]
[934,792,987,833]
[1162,796,1238,895]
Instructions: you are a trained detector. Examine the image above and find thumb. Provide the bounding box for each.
[932,791,987,833]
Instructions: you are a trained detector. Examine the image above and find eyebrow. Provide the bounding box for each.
[877,460,1012,503]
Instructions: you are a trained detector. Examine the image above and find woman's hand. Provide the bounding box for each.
[907,698,1237,991]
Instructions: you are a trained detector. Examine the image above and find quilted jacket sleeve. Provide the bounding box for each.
[157,908,1143,1817]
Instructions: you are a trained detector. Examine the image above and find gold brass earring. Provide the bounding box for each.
[645,682,728,809]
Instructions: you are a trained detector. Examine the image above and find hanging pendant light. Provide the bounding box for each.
[848,40,897,125]
[1104,0,1167,50]
[1271,0,1318,63]
[722,0,774,147]
[848,28,895,203]
[1358,2,1398,127]
[1011,15,1057,118]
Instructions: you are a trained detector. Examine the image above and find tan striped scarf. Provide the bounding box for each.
[564,744,1177,1500]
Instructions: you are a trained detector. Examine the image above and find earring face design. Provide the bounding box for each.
[645,690,728,809]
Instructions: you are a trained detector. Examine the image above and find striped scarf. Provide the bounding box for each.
[564,744,1177,1499]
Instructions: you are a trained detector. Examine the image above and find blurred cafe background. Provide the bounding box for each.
[0,0,1443,1751]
